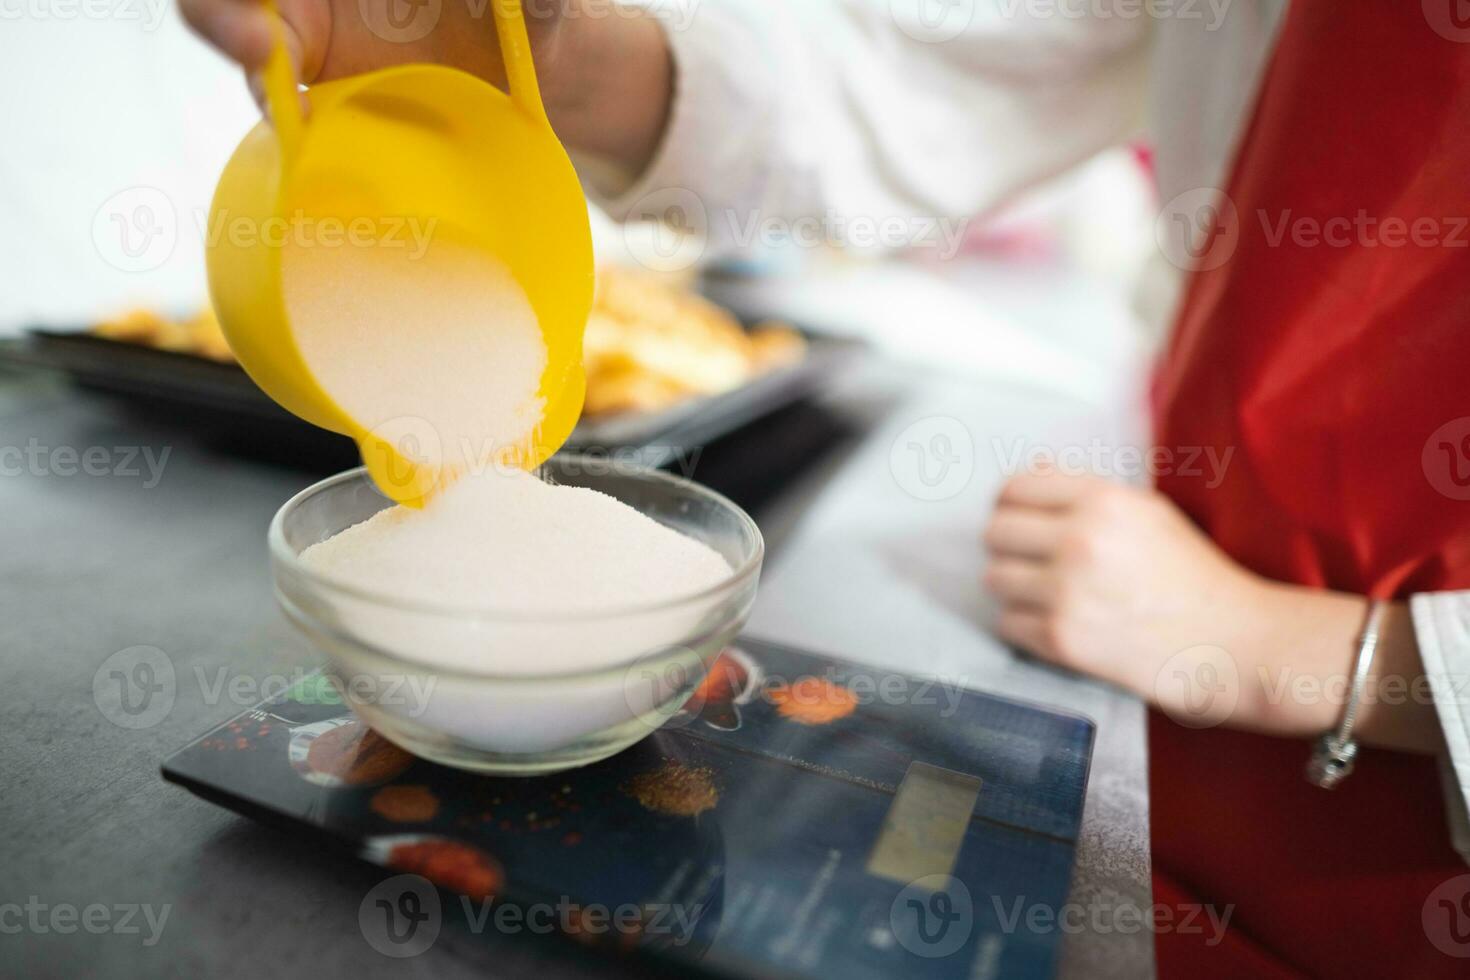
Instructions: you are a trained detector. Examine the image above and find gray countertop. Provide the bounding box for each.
[1,363,1152,978]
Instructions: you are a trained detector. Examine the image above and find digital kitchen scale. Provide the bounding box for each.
[163,638,1094,979]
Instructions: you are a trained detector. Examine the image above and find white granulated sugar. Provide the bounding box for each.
[301,467,732,615]
[283,238,547,473]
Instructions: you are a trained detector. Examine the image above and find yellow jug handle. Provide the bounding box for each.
[259,1,544,151]
[492,0,549,126]
[261,0,303,165]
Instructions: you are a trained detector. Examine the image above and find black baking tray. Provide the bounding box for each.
[0,327,862,468]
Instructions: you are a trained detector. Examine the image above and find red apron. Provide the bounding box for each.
[1150,3,1470,978]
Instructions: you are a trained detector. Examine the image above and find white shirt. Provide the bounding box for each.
[588,0,1470,857]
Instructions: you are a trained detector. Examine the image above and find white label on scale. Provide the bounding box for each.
[866,762,982,885]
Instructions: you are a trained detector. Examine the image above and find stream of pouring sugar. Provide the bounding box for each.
[283,233,731,644]
[282,232,737,755]
[283,236,547,479]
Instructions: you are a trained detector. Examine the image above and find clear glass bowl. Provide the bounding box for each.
[269,456,764,774]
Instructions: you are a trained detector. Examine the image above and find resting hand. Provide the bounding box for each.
[982,470,1438,751]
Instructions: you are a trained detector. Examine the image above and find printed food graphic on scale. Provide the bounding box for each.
[206,0,757,772]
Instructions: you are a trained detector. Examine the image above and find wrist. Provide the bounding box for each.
[1235,580,1362,736]
[1351,602,1442,752]
[542,3,674,177]
[534,0,591,125]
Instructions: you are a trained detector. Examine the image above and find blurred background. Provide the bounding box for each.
[0,5,1161,411]
[1,15,1165,977]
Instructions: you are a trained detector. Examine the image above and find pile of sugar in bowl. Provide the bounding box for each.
[301,466,732,615]
[282,237,735,677]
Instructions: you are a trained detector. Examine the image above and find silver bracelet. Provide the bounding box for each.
[1305,599,1386,789]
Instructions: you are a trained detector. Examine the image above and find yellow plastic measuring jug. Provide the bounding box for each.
[206,0,594,508]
